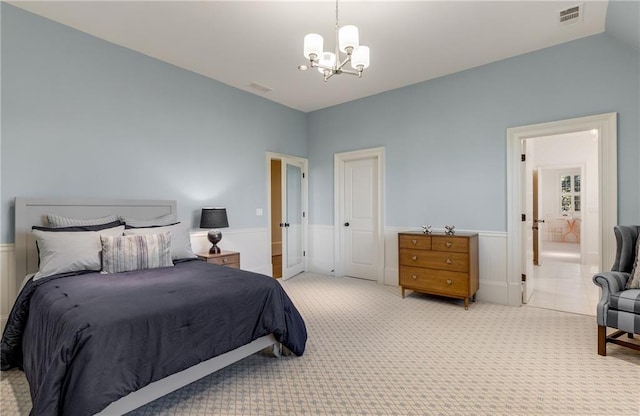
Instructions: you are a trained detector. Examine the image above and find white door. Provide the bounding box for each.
[343,157,378,280]
[522,140,535,303]
[281,160,305,279]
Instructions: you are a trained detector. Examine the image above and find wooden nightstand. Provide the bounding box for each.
[197,250,240,269]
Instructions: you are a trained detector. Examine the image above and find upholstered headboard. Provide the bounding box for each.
[13,198,177,296]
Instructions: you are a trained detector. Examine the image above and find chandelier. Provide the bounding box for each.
[298,0,370,81]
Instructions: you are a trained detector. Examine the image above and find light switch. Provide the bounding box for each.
[256,208,264,216]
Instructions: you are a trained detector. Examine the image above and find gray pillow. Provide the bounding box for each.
[47,214,120,228]
[33,225,125,280]
[101,232,173,274]
[124,223,196,260]
[120,213,177,228]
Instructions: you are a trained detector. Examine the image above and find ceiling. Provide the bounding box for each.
[9,1,609,113]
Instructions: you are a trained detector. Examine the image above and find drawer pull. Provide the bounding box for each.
[446,258,452,264]
[411,239,417,245]
[446,241,452,248]
[411,274,417,280]
[446,279,452,285]
[411,255,417,261]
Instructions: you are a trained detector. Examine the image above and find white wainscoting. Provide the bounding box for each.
[190,228,272,276]
[0,226,512,330]
[308,225,335,275]
[1,244,16,332]
[310,225,511,306]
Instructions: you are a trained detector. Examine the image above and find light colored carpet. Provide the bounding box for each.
[2,272,639,415]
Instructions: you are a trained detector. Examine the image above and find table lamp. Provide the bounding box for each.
[199,207,229,254]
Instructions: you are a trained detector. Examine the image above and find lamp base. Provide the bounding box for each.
[207,230,223,254]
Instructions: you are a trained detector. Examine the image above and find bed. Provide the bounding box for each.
[1,198,307,415]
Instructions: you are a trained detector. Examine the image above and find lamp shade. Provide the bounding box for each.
[338,25,359,53]
[199,207,229,229]
[351,45,370,70]
[303,33,323,59]
[317,51,336,73]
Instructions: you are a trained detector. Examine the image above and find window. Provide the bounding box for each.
[560,173,581,215]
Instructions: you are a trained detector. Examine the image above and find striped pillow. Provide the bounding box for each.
[101,232,173,274]
[47,214,120,228]
[627,238,640,289]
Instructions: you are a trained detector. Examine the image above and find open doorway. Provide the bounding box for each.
[266,152,308,280]
[524,131,600,315]
[506,112,617,309]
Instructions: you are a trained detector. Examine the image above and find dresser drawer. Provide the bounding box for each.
[198,252,240,268]
[399,266,469,296]
[431,236,468,253]
[207,253,239,266]
[399,249,469,273]
[399,234,431,250]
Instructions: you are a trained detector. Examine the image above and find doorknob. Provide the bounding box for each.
[284,223,290,227]
[344,222,350,227]
[279,223,285,227]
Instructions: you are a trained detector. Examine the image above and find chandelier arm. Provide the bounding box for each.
[340,69,361,76]
[312,62,335,71]
[336,55,352,71]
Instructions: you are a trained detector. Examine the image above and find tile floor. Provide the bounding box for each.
[526,241,600,316]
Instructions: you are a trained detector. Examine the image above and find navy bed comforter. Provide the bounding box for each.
[0,260,307,416]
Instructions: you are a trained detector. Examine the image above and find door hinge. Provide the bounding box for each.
[302,172,305,179]
[302,211,306,218]
[521,274,526,282]
[303,251,306,257]
[521,214,526,222]
[521,154,526,162]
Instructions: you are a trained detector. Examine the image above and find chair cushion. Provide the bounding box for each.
[610,289,640,314]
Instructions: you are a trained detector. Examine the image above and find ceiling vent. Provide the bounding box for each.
[249,82,272,93]
[559,3,583,25]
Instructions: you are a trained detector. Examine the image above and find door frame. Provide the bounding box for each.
[334,147,385,283]
[506,112,617,306]
[266,152,308,278]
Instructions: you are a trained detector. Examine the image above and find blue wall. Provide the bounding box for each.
[0,4,307,243]
[2,3,639,243]
[307,33,640,230]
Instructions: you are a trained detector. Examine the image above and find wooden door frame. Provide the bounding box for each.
[506,112,617,307]
[334,147,385,283]
[265,152,308,278]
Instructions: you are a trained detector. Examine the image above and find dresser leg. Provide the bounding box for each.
[401,287,405,298]
[464,297,469,310]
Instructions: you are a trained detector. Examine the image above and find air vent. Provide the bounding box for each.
[559,3,583,25]
[249,82,272,93]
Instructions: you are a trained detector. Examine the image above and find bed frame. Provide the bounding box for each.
[13,197,278,415]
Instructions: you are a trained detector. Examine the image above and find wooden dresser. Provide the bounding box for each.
[398,231,479,309]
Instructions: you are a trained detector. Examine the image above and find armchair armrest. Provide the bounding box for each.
[593,271,630,298]
[593,271,630,326]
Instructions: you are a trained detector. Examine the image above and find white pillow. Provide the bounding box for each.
[124,223,196,260]
[101,232,173,274]
[33,226,125,280]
